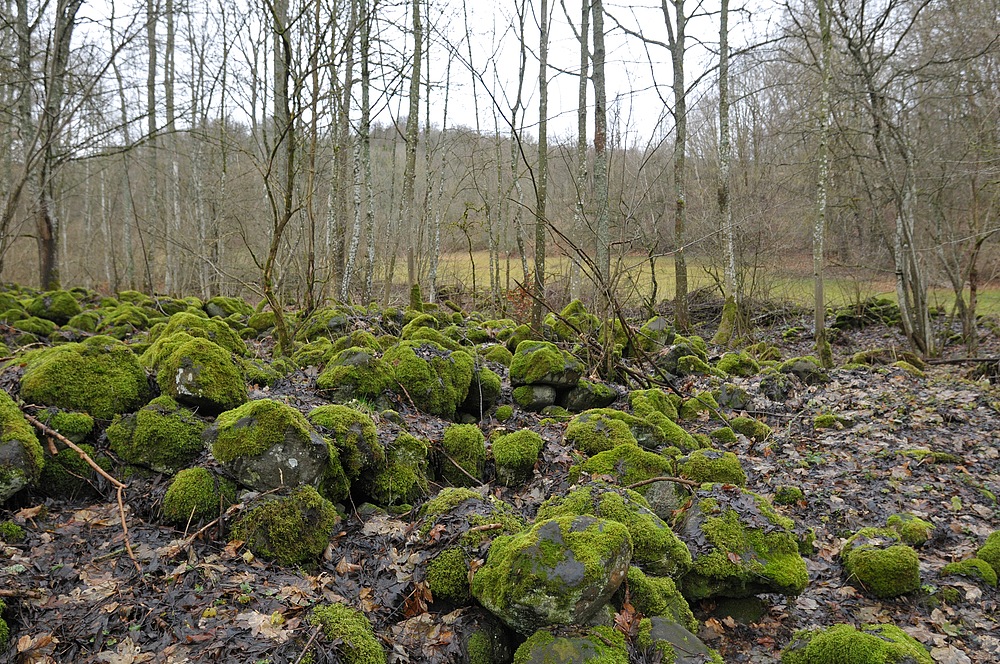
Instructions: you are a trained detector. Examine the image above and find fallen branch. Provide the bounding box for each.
[439,449,485,487]
[926,357,1000,365]
[20,409,142,574]
[625,475,701,490]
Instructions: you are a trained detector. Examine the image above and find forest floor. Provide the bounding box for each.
[1,305,999,664]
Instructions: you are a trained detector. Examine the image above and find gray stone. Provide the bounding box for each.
[645,617,720,664]
[561,380,617,412]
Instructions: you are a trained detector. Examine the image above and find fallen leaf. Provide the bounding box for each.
[930,645,972,664]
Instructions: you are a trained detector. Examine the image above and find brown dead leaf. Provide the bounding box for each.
[727,551,742,564]
[15,505,46,522]
[336,556,361,576]
[426,523,447,542]
[702,617,726,640]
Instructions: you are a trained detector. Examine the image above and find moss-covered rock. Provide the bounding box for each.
[571,443,683,517]
[941,557,997,587]
[975,530,1000,577]
[544,300,601,342]
[425,547,472,605]
[512,384,557,412]
[885,513,934,547]
[494,404,514,422]
[564,410,638,455]
[840,528,921,598]
[716,351,760,377]
[729,416,773,442]
[778,356,828,385]
[204,295,253,319]
[383,341,475,419]
[153,311,246,355]
[156,337,247,414]
[774,485,805,506]
[307,405,384,482]
[621,567,696,632]
[38,443,109,498]
[675,484,808,600]
[537,484,692,578]
[440,423,486,487]
[162,467,237,525]
[13,315,57,338]
[66,310,100,333]
[471,515,633,635]
[636,616,724,664]
[709,427,738,444]
[20,337,151,419]
[417,488,524,557]
[106,396,205,474]
[309,602,385,664]
[231,486,339,566]
[509,340,584,388]
[207,399,333,492]
[632,316,676,355]
[678,392,720,421]
[35,409,94,444]
[562,379,617,413]
[367,432,430,506]
[780,623,933,664]
[316,346,390,403]
[512,626,628,664]
[461,366,502,418]
[26,290,82,324]
[492,429,544,487]
[679,448,746,486]
[482,344,513,366]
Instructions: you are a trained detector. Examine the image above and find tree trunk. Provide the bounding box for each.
[593,0,609,305]
[401,0,422,299]
[533,0,550,328]
[663,0,688,330]
[812,0,833,366]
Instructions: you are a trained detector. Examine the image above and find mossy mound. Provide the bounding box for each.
[20,337,151,419]
[492,429,544,487]
[36,409,94,444]
[729,416,773,442]
[537,483,692,578]
[679,392,720,420]
[231,486,339,566]
[509,340,584,388]
[679,448,747,486]
[316,347,390,402]
[571,443,677,508]
[204,295,253,319]
[885,513,934,547]
[382,341,475,419]
[513,626,628,664]
[675,484,808,600]
[162,467,237,525]
[153,311,246,355]
[774,485,805,506]
[367,432,430,506]
[637,617,724,664]
[417,487,524,551]
[562,379,617,413]
[544,299,601,342]
[940,558,997,587]
[564,410,638,455]
[307,405,384,482]
[621,567,697,632]
[482,344,513,366]
[778,356,828,385]
[781,623,933,664]
[975,530,1000,577]
[26,289,82,324]
[207,399,333,492]
[471,515,633,635]
[155,336,246,412]
[439,423,486,487]
[106,396,205,474]
[295,306,351,342]
[840,528,921,598]
[425,547,472,605]
[309,603,386,664]
[633,316,676,354]
[716,351,760,377]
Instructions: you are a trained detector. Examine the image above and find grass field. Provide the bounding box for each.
[427,251,1000,316]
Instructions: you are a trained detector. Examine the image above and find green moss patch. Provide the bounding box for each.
[1,386,45,502]
[781,623,933,664]
[107,396,205,474]
[841,528,921,598]
[941,558,997,587]
[382,341,474,419]
[309,603,385,664]
[231,486,339,566]
[492,429,543,487]
[163,467,237,525]
[426,547,472,604]
[679,448,747,486]
[440,424,486,487]
[156,337,247,414]
[622,566,697,632]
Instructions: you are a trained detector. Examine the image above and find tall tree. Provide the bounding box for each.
[662,0,689,330]
[812,0,833,366]
[532,0,550,328]
[592,0,609,303]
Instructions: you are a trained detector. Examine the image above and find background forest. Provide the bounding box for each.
[0,0,997,356]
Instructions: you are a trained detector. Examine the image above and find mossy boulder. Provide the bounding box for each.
[678,392,720,420]
[637,618,724,664]
[26,290,82,324]
[307,405,384,482]
[439,423,486,487]
[716,351,760,377]
[153,311,246,355]
[509,340,584,388]
[571,444,683,519]
[679,448,747,486]
[295,306,351,342]
[231,485,339,566]
[632,316,676,355]
[204,295,252,319]
[13,316,57,338]
[564,410,638,455]
[367,432,430,506]
[654,336,709,376]
[156,337,247,413]
[67,310,100,333]
[715,383,752,411]
[778,356,828,385]
[425,547,472,605]
[885,513,934,547]
[781,623,933,664]
[20,337,151,419]
[316,347,390,402]
[512,384,558,412]
[840,528,921,598]
[162,467,237,525]
[383,341,475,419]
[206,399,332,492]
[562,379,617,412]
[492,429,544,487]
[106,396,205,474]
[537,484,691,578]
[471,515,633,635]
[417,488,524,556]
[544,299,601,342]
[675,484,808,600]
[621,567,696,632]
[978,530,1000,577]
[941,558,997,587]
[629,388,678,424]
[729,416,773,442]
[35,409,94,444]
[309,602,385,664]
[512,626,628,664]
